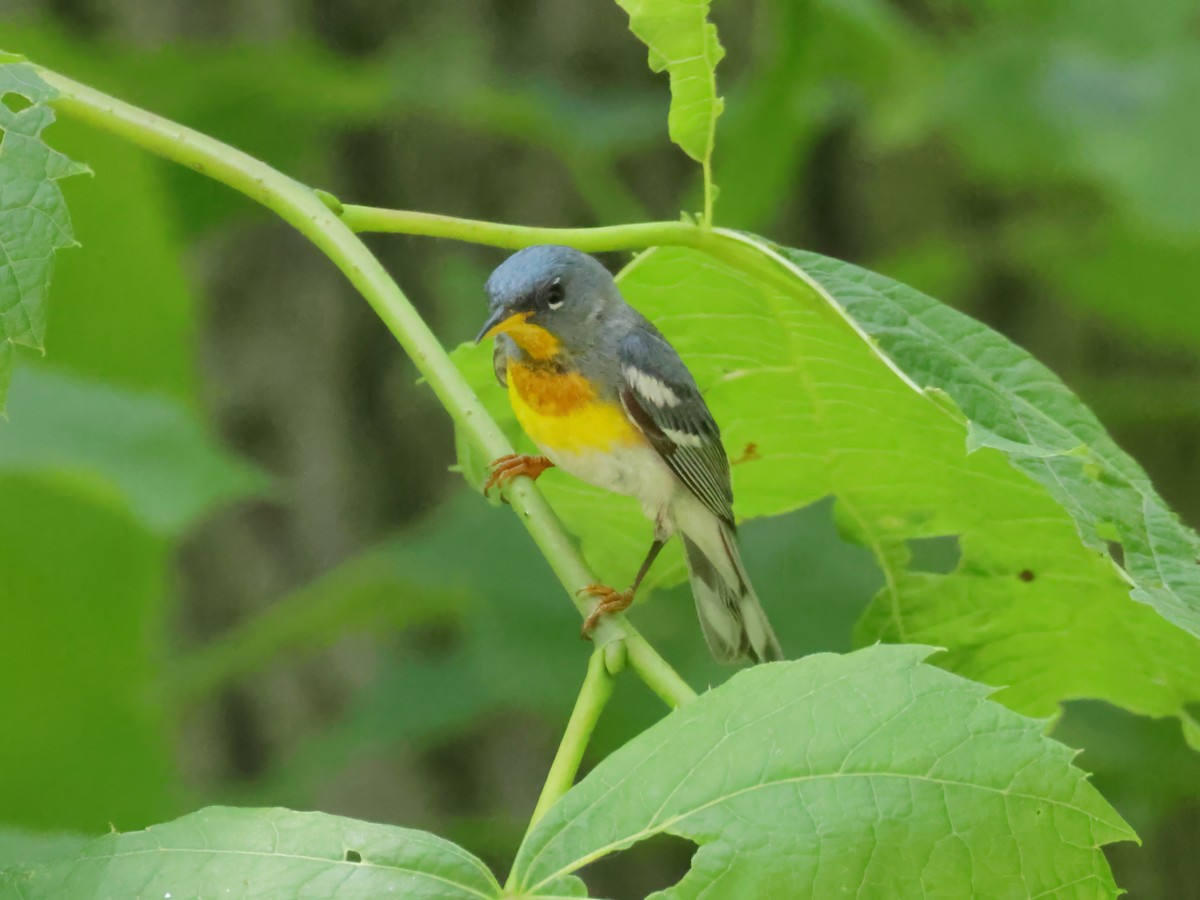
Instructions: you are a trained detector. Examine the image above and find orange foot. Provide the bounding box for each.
[578,584,635,639]
[483,454,554,496]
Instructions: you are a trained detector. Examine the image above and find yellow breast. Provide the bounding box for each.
[507,361,644,452]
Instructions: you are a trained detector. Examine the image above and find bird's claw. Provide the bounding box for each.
[482,454,553,497]
[578,583,634,640]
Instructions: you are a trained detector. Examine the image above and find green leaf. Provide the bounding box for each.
[30,84,202,399]
[613,0,725,166]
[0,60,85,408]
[0,474,181,832]
[0,342,10,413]
[455,238,1200,746]
[0,367,265,537]
[510,645,1133,898]
[781,246,1200,646]
[0,829,88,869]
[0,807,501,899]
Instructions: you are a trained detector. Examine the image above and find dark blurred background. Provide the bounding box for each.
[1,1,1198,897]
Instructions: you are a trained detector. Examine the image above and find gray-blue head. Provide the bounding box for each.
[474,245,623,352]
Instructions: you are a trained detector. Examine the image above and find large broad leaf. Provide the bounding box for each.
[0,807,501,899]
[779,245,1200,645]
[0,374,261,829]
[0,829,88,870]
[455,237,1200,746]
[509,645,1133,898]
[613,0,724,168]
[0,367,264,537]
[0,474,181,831]
[0,59,85,410]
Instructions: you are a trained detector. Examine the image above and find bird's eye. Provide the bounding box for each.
[545,278,565,310]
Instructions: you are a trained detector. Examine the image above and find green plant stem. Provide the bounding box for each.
[510,649,615,877]
[339,203,811,301]
[340,204,718,253]
[35,64,696,711]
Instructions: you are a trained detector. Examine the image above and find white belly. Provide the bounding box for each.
[540,442,679,528]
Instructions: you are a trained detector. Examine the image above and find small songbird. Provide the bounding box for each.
[475,245,783,664]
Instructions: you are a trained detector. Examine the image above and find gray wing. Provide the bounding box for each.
[618,329,735,526]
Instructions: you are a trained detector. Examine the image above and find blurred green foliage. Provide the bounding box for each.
[0,0,1197,896]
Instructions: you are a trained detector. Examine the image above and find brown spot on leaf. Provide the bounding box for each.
[1018,569,1035,582]
[731,442,761,465]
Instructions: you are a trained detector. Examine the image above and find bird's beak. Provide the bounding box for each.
[474,307,528,344]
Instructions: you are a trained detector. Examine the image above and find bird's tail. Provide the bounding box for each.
[680,516,783,665]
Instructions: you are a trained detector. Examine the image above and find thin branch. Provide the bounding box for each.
[336,203,800,301]
[339,203,717,253]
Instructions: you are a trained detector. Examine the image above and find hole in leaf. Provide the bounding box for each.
[1182,702,1200,726]
[344,849,362,863]
[575,833,696,899]
[905,535,961,574]
[1106,540,1126,570]
[1,92,31,114]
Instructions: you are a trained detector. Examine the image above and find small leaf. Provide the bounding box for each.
[0,807,501,899]
[614,0,725,166]
[511,645,1133,898]
[0,60,86,409]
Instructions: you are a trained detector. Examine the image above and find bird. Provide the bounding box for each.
[473,244,783,664]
